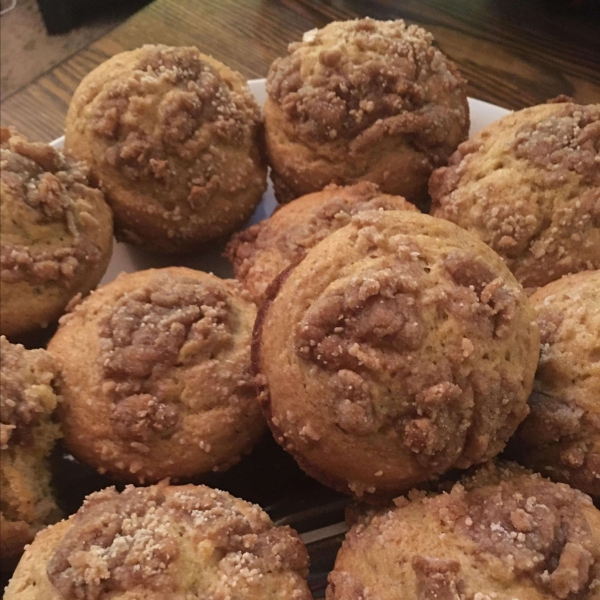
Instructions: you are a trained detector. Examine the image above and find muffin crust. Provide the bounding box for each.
[65,45,266,252]
[1,127,113,337]
[265,18,469,205]
[225,182,417,303]
[254,211,539,501]
[48,267,265,483]
[430,100,600,291]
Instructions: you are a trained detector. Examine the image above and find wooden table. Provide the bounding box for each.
[1,0,599,142]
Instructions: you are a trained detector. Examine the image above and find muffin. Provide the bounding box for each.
[47,267,265,483]
[0,336,62,566]
[254,210,539,501]
[0,127,113,338]
[327,462,600,600]
[225,182,418,303]
[430,99,600,291]
[64,44,267,253]
[5,482,313,599]
[510,270,600,499]
[264,18,469,206]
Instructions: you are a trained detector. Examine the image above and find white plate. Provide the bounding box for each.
[51,79,510,283]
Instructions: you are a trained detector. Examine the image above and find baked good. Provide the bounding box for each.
[0,336,62,567]
[510,270,600,499]
[47,267,265,483]
[65,44,267,253]
[430,99,600,291]
[327,462,600,600]
[254,210,539,501]
[264,18,469,206]
[0,127,113,338]
[225,182,417,303]
[5,482,313,599]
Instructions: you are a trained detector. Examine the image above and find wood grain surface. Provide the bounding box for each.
[1,0,599,142]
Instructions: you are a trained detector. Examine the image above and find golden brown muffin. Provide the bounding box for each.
[327,462,600,600]
[510,270,600,499]
[225,182,418,303]
[0,336,62,567]
[430,100,600,291]
[264,18,469,206]
[5,482,313,599]
[254,210,539,501]
[47,267,265,483]
[0,127,113,338]
[64,44,267,253]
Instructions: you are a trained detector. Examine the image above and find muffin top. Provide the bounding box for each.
[328,463,600,600]
[255,210,539,500]
[0,127,111,287]
[0,335,61,451]
[65,45,266,250]
[267,18,467,148]
[225,182,417,302]
[9,483,312,600]
[430,100,600,290]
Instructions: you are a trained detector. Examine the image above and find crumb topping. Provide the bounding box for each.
[0,335,60,449]
[91,45,261,193]
[513,106,600,185]
[98,273,236,443]
[293,239,530,472]
[267,18,467,157]
[444,470,598,599]
[0,127,107,285]
[46,483,310,600]
[411,556,462,600]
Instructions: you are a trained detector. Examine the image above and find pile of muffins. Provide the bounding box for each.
[1,17,599,600]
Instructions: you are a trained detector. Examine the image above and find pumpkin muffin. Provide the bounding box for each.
[264,18,469,206]
[254,210,539,501]
[0,127,113,338]
[47,267,265,483]
[1,336,62,567]
[65,44,267,253]
[327,462,600,600]
[430,99,600,291]
[225,182,417,303]
[5,482,313,599]
[511,270,600,499]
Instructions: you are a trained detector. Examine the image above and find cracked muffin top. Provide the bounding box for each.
[327,462,600,600]
[0,127,113,337]
[430,99,600,291]
[225,182,417,303]
[254,210,539,501]
[512,269,600,498]
[65,45,266,253]
[4,482,313,600]
[47,267,265,483]
[264,18,469,205]
[1,335,63,564]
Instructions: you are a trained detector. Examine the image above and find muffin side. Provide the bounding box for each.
[0,336,62,566]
